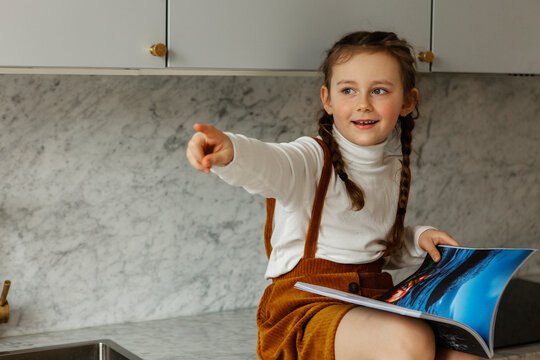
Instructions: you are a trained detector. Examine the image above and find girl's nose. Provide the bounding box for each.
[357,104,371,112]
[356,95,372,112]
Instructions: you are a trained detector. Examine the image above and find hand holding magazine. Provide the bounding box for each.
[295,245,536,358]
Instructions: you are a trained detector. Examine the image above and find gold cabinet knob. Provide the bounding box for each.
[417,51,434,63]
[150,43,167,57]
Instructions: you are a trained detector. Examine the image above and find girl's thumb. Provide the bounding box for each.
[427,247,441,262]
[202,151,228,169]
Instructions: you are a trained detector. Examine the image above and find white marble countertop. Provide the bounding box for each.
[0,307,538,359]
[0,308,258,360]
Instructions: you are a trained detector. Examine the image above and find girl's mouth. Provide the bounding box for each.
[352,120,379,129]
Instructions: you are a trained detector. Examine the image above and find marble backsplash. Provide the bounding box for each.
[0,73,538,336]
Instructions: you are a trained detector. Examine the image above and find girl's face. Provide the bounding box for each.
[321,51,418,146]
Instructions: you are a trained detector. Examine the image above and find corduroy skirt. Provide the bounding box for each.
[256,257,393,360]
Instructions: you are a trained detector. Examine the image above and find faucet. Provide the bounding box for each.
[0,280,10,323]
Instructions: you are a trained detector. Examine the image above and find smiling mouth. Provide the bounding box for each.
[352,120,379,125]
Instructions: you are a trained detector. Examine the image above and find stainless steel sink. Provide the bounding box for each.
[0,339,143,360]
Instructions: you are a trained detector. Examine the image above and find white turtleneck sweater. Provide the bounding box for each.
[212,128,430,279]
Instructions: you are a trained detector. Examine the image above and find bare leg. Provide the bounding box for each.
[436,348,479,360]
[335,306,436,360]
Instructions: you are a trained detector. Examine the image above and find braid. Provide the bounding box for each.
[318,111,365,210]
[386,113,415,254]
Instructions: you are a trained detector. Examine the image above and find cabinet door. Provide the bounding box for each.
[0,0,166,68]
[168,0,431,72]
[432,0,540,74]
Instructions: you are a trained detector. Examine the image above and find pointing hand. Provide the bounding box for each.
[186,124,234,173]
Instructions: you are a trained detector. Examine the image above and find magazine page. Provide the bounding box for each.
[377,245,535,355]
[426,319,490,357]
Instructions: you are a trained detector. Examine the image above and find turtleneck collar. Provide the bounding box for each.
[333,125,387,167]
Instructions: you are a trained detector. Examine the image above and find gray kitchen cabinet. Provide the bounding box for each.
[0,0,166,68]
[432,0,540,74]
[2,1,537,74]
[167,0,432,72]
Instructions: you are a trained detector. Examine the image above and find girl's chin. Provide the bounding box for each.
[336,125,390,146]
[348,135,388,147]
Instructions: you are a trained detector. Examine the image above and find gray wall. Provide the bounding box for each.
[0,73,538,336]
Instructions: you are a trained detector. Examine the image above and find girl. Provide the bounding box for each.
[186,31,477,360]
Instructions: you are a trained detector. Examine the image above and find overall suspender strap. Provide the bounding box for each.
[264,138,332,260]
[264,198,276,259]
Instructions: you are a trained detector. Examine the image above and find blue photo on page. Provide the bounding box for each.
[378,246,535,345]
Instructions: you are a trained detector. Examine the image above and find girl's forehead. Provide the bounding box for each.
[330,51,402,84]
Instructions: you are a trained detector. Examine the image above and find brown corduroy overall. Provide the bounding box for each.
[256,138,394,360]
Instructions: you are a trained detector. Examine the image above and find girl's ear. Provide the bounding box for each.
[400,88,419,116]
[320,86,333,115]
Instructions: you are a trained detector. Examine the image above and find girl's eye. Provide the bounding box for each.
[372,88,388,95]
[342,88,355,95]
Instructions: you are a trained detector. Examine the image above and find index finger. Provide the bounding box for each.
[193,123,222,140]
[435,232,460,247]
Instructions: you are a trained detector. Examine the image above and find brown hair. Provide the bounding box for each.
[317,31,419,255]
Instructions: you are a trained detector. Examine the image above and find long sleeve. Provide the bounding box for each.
[212,133,323,209]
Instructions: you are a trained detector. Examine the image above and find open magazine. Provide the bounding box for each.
[294,245,536,358]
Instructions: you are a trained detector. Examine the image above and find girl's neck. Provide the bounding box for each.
[333,125,386,166]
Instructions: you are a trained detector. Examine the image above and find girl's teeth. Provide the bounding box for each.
[355,120,377,125]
